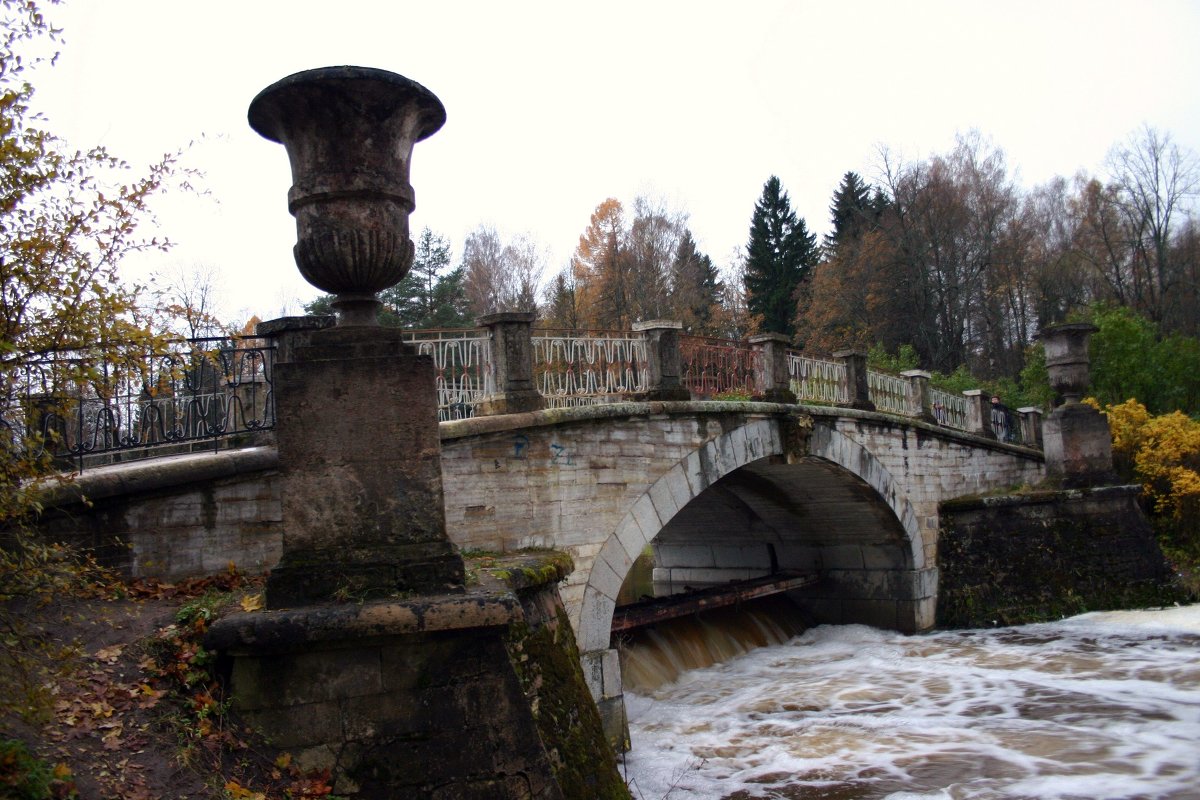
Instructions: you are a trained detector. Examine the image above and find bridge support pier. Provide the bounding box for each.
[790,566,939,633]
[580,648,630,753]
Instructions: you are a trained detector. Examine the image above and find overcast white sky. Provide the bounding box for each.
[32,0,1200,326]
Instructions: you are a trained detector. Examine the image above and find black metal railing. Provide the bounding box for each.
[1,337,275,471]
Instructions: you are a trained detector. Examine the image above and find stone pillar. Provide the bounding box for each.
[476,311,544,415]
[749,333,797,404]
[206,68,626,798]
[901,369,935,422]
[632,319,690,401]
[963,389,996,439]
[1018,406,1044,449]
[265,327,465,606]
[832,349,875,411]
[253,316,334,431]
[1040,322,1115,486]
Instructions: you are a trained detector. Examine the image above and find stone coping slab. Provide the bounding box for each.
[440,399,1043,460]
[36,446,281,507]
[940,483,1143,512]
[438,400,804,440]
[207,550,574,654]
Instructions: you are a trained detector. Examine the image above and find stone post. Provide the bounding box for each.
[476,311,544,415]
[749,333,797,404]
[1040,322,1115,485]
[632,319,690,401]
[901,370,934,422]
[832,349,874,411]
[963,389,996,439]
[1018,406,1044,449]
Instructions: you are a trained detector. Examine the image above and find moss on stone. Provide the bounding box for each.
[938,488,1188,628]
[468,549,575,594]
[503,598,630,800]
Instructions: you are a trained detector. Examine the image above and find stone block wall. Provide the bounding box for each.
[439,404,787,632]
[813,411,1045,570]
[938,485,1180,627]
[31,447,282,578]
[207,564,630,799]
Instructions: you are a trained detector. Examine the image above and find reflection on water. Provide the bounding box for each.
[622,605,1200,800]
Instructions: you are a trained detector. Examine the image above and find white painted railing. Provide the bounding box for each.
[532,330,648,408]
[867,370,912,416]
[931,387,969,431]
[402,329,493,420]
[789,354,849,405]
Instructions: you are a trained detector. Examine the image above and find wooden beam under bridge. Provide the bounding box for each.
[610,571,818,634]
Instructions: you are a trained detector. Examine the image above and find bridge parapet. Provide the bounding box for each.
[6,318,1045,474]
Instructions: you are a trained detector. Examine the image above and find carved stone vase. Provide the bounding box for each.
[1041,322,1098,405]
[248,66,446,325]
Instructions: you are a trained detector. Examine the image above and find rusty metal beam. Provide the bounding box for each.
[610,571,817,633]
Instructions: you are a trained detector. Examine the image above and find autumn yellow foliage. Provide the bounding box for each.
[1090,398,1200,524]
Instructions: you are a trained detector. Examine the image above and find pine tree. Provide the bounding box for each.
[378,228,469,327]
[743,176,818,337]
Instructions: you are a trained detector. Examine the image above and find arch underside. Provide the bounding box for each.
[651,456,918,610]
[578,420,935,657]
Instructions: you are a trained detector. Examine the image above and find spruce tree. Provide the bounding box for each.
[670,231,723,333]
[825,171,875,252]
[744,176,818,337]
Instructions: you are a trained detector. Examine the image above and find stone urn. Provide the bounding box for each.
[1039,322,1114,485]
[248,66,446,325]
[1040,322,1098,404]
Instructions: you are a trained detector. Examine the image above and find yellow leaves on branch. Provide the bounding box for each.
[1093,398,1200,518]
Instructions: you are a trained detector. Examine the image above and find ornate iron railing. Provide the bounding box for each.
[401,329,493,420]
[680,335,758,398]
[991,403,1023,445]
[867,370,912,416]
[533,330,648,407]
[930,386,969,431]
[2,337,274,470]
[789,354,849,405]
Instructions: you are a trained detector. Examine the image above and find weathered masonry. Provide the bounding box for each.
[36,398,1045,747]
[437,401,1044,736]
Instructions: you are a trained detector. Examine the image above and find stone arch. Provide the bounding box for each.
[576,417,921,652]
[806,421,925,570]
[576,418,780,651]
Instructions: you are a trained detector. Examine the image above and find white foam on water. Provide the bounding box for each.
[622,606,1200,800]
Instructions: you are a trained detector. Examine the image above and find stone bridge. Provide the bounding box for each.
[28,318,1049,745]
[434,400,1043,729]
[36,395,1044,742]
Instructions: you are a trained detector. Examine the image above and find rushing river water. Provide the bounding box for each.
[621,604,1200,800]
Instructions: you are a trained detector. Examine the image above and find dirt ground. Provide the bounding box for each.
[1,571,334,800]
